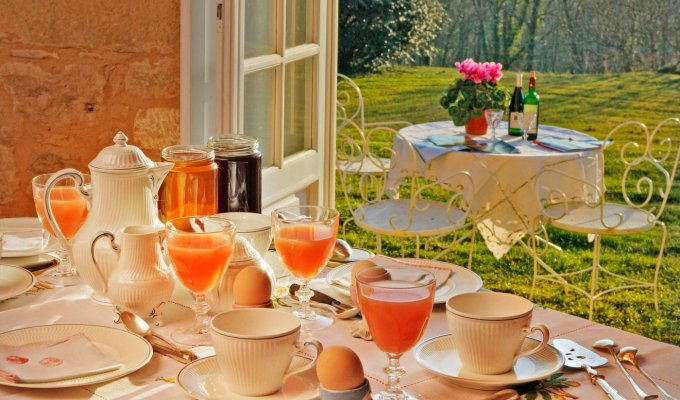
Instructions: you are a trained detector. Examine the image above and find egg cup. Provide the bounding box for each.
[232,299,274,309]
[320,379,371,400]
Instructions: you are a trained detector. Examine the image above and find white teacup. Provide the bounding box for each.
[446,292,549,375]
[210,308,322,396]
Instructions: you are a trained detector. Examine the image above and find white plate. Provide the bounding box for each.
[0,265,36,301]
[414,334,565,390]
[326,257,483,304]
[0,324,153,388]
[177,355,320,400]
[0,218,58,257]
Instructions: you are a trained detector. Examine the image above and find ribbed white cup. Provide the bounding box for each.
[446,292,549,375]
[210,308,321,396]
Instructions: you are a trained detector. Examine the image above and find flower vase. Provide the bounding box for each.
[465,113,488,135]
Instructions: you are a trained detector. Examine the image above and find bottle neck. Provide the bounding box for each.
[515,74,522,88]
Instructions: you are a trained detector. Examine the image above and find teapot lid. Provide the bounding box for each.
[89,131,155,171]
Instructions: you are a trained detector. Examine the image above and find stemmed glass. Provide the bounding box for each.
[165,216,236,345]
[484,109,504,141]
[517,112,538,144]
[356,266,436,400]
[272,205,339,331]
[32,173,91,287]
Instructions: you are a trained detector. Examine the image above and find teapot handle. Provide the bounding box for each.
[43,169,89,249]
[90,231,120,294]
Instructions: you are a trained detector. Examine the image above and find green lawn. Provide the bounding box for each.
[336,66,680,345]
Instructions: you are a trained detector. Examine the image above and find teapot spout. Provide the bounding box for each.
[149,162,174,196]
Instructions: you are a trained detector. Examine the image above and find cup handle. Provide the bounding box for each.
[284,339,323,380]
[514,323,549,364]
[89,231,120,294]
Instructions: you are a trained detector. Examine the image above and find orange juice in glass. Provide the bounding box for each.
[357,267,435,400]
[272,206,339,331]
[32,173,91,287]
[166,216,236,345]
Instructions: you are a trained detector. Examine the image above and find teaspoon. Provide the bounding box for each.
[593,339,658,400]
[120,311,197,363]
[618,346,677,400]
[333,238,353,259]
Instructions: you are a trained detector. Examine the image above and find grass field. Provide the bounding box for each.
[336,66,680,345]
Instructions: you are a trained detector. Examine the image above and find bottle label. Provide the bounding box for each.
[523,105,539,134]
[509,112,521,129]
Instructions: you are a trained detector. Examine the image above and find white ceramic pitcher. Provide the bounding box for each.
[90,225,175,324]
[44,132,173,303]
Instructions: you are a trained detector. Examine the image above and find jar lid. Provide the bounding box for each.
[208,135,259,156]
[89,131,154,171]
[162,145,215,162]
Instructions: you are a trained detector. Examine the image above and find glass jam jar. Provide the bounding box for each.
[159,145,218,222]
[208,135,262,213]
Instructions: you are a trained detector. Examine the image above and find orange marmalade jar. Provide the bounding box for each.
[159,145,218,222]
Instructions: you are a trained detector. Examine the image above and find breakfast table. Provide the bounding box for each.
[387,121,603,259]
[1,254,679,400]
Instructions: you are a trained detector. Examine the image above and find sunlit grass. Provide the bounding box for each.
[336,66,680,345]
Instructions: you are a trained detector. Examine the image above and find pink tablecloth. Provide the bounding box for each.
[1,277,679,399]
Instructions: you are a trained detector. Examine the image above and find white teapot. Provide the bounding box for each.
[90,225,174,324]
[44,132,173,302]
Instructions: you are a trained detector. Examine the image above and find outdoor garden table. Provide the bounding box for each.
[1,259,679,399]
[387,121,603,258]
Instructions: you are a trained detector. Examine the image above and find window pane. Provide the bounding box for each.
[244,69,276,167]
[245,0,276,58]
[285,0,313,48]
[284,58,313,157]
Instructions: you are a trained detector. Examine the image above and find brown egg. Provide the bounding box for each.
[350,259,378,287]
[233,266,272,306]
[316,346,365,391]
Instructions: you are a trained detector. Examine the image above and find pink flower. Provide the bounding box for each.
[453,59,503,84]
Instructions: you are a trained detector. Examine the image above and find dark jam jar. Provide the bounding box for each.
[208,135,262,213]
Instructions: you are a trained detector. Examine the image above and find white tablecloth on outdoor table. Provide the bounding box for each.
[387,121,603,258]
[1,264,679,399]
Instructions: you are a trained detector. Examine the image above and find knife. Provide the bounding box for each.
[289,284,353,311]
[553,339,627,400]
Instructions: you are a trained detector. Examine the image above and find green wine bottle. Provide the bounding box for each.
[523,71,540,140]
[508,73,524,136]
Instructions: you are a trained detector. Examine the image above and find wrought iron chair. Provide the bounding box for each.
[336,116,475,261]
[531,118,680,319]
[336,74,411,175]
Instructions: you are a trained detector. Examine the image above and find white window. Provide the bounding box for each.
[180,0,338,212]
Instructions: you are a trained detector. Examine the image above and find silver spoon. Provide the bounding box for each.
[333,238,353,259]
[120,311,198,363]
[618,346,677,400]
[593,339,658,400]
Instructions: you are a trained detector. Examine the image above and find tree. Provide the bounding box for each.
[338,0,448,74]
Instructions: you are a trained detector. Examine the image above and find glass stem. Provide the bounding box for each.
[54,238,74,276]
[192,292,210,334]
[293,280,315,320]
[382,352,406,399]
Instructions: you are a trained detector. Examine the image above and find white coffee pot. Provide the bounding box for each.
[44,132,173,302]
[90,225,175,324]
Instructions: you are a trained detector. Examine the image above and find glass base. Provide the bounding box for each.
[171,327,212,347]
[296,309,334,332]
[90,291,113,305]
[37,266,80,287]
[373,391,421,400]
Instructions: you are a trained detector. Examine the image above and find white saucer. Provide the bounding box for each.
[414,334,564,390]
[0,264,36,301]
[326,257,482,304]
[177,355,320,400]
[0,218,58,257]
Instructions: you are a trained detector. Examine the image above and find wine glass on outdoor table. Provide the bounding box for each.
[517,111,538,145]
[356,266,436,400]
[165,216,236,346]
[272,205,339,331]
[484,109,504,141]
[32,173,91,287]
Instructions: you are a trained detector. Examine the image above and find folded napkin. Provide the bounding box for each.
[0,229,47,252]
[0,333,122,383]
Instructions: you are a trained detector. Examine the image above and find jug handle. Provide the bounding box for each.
[90,231,120,295]
[43,169,89,249]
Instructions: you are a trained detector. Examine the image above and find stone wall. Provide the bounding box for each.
[0,0,180,217]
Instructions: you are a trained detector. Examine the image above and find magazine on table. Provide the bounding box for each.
[427,134,520,154]
[534,137,611,152]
